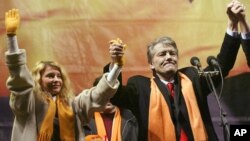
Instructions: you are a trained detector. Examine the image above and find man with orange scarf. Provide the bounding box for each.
[84,76,138,141]
[105,1,250,141]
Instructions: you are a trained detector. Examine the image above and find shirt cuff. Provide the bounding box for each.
[226,28,240,37]
[241,32,250,40]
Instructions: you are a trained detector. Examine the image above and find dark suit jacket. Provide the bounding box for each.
[105,34,241,141]
[241,37,250,67]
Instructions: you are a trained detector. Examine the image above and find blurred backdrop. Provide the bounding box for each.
[0,0,250,141]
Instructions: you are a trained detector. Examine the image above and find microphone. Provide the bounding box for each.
[207,56,219,68]
[190,56,219,77]
[190,56,203,72]
[206,56,220,76]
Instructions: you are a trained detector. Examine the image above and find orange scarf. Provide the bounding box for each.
[85,135,104,141]
[38,96,75,141]
[93,107,122,141]
[148,72,207,141]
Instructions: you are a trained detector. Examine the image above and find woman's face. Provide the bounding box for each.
[41,66,63,96]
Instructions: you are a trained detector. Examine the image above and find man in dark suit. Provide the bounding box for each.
[106,1,250,141]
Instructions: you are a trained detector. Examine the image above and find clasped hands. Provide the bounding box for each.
[109,38,126,66]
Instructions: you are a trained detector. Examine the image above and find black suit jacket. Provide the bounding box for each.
[106,34,241,141]
[241,37,250,67]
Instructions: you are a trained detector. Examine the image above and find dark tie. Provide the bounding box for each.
[167,83,188,141]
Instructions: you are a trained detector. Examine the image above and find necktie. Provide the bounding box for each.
[167,83,174,98]
[167,83,188,141]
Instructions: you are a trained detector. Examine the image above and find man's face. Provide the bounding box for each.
[41,66,63,96]
[150,43,178,80]
[103,102,116,113]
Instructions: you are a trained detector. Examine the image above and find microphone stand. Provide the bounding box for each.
[206,72,230,141]
[191,56,230,140]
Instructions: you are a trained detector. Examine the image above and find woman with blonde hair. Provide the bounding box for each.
[32,61,75,103]
[4,9,123,141]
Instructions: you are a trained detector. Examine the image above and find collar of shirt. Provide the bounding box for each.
[160,79,174,85]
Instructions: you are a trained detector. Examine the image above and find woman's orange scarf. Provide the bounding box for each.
[93,107,122,141]
[148,72,208,141]
[37,96,75,141]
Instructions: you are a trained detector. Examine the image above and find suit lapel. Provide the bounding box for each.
[175,74,194,140]
[175,75,190,123]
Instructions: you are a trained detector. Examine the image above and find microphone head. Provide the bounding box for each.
[190,56,200,66]
[207,56,216,66]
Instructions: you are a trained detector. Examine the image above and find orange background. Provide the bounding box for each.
[1,0,250,96]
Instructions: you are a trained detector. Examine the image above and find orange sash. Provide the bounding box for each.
[148,72,207,141]
[38,96,75,141]
[94,107,122,141]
